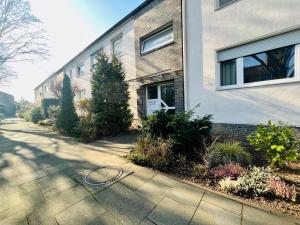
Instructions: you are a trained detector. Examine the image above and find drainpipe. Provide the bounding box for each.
[182,0,189,112]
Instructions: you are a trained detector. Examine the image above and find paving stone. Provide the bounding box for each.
[242,206,296,225]
[140,218,156,225]
[69,165,133,194]
[152,174,178,187]
[0,191,24,212]
[0,211,28,225]
[95,183,155,225]
[119,166,156,191]
[38,175,77,194]
[147,197,195,225]
[56,196,106,225]
[96,212,122,225]
[190,201,241,225]
[135,174,175,205]
[45,185,90,215]
[202,192,242,215]
[167,182,204,209]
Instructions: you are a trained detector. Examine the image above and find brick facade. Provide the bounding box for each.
[212,123,300,144]
[133,0,184,118]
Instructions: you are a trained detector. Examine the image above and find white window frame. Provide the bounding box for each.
[146,82,175,115]
[141,26,174,55]
[112,35,123,58]
[90,48,103,70]
[77,64,84,77]
[216,44,300,90]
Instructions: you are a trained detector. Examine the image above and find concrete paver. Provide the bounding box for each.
[0,119,298,225]
[147,197,195,225]
[190,201,241,225]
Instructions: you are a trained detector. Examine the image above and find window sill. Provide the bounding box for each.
[216,77,300,91]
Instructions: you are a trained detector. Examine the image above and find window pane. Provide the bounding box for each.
[142,27,173,54]
[221,59,236,86]
[147,85,158,99]
[244,45,295,83]
[161,83,175,107]
[218,0,235,7]
[113,38,122,57]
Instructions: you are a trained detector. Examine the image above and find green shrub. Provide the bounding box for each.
[41,98,59,118]
[30,107,44,124]
[208,142,252,168]
[142,109,212,157]
[75,115,97,143]
[247,121,299,168]
[91,52,133,137]
[128,137,174,170]
[219,178,240,192]
[235,166,273,197]
[56,74,79,134]
[38,118,53,126]
[192,164,207,178]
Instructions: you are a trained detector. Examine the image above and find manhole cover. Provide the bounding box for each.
[84,166,123,186]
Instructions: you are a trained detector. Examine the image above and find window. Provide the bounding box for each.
[219,44,298,88]
[141,26,174,54]
[69,69,73,79]
[77,64,84,77]
[146,83,175,116]
[220,59,237,86]
[112,36,122,57]
[77,89,86,99]
[147,85,158,99]
[217,0,236,8]
[90,48,103,70]
[243,45,294,83]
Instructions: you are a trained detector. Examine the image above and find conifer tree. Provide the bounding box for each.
[56,74,79,134]
[91,52,133,136]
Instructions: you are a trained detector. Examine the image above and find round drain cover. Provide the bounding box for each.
[84,166,123,186]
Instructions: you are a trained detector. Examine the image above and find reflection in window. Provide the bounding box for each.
[220,59,236,86]
[161,84,175,107]
[141,26,173,54]
[112,37,122,58]
[218,0,236,8]
[244,45,295,83]
[147,85,158,99]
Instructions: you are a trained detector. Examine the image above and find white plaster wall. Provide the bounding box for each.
[184,0,300,126]
[38,19,138,120]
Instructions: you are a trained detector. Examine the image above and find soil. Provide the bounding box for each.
[165,161,300,219]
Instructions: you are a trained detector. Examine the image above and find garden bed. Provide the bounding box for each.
[165,161,300,219]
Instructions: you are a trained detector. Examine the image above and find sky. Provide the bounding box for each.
[0,0,144,102]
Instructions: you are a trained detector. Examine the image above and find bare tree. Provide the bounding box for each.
[0,0,48,83]
[50,80,80,99]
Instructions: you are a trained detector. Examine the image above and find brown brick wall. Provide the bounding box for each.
[136,70,184,118]
[134,0,184,119]
[134,0,183,77]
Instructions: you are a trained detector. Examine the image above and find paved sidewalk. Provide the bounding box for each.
[0,119,298,225]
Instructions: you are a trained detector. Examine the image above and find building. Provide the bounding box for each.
[183,0,300,134]
[36,0,300,133]
[0,91,15,116]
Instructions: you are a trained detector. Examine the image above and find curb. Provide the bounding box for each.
[155,170,299,223]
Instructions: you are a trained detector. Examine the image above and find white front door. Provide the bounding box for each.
[146,83,175,116]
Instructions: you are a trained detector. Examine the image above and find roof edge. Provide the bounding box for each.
[35,0,153,90]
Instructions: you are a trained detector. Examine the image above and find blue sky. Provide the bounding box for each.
[1,0,144,101]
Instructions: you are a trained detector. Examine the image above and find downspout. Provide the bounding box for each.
[182,0,189,111]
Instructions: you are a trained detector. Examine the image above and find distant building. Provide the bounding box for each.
[0,91,15,116]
